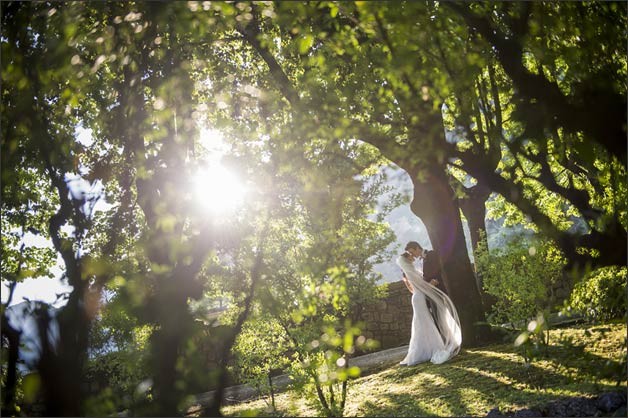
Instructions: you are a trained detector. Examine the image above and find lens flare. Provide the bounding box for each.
[192,163,245,214]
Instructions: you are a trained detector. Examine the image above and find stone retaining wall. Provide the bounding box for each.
[360,280,413,350]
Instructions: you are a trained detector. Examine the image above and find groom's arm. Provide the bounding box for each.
[419,266,439,286]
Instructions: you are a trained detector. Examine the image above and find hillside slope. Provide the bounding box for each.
[222,323,626,417]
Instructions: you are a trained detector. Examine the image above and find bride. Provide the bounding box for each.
[396,241,462,365]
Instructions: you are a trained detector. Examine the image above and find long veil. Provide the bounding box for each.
[397,255,462,363]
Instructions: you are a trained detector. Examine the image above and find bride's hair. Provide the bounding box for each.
[405,241,423,251]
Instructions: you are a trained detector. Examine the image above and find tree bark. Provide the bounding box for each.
[1,314,21,416]
[458,147,628,269]
[407,165,487,346]
[458,184,499,310]
[459,184,491,253]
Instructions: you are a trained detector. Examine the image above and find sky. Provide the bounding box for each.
[1,126,103,308]
[1,164,459,307]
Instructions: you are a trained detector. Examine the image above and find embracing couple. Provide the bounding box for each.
[396,241,462,366]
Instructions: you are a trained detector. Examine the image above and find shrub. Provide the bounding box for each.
[475,233,567,327]
[232,315,291,413]
[568,266,627,322]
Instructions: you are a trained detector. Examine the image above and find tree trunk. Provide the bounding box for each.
[268,373,277,412]
[459,184,491,253]
[409,166,487,346]
[1,314,21,416]
[459,183,498,310]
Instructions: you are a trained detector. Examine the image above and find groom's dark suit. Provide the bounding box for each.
[422,250,448,295]
[421,250,448,336]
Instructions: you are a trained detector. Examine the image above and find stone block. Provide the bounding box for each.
[382,335,403,349]
[513,409,541,417]
[366,322,379,331]
[381,313,393,323]
[597,392,626,413]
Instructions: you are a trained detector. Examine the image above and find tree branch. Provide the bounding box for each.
[446,2,627,163]
[237,11,302,110]
[457,148,626,268]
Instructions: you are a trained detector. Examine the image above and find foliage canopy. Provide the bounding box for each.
[1,1,625,416]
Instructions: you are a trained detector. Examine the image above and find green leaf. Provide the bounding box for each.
[329,4,339,18]
[298,35,314,55]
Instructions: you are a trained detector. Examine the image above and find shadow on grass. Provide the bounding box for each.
[221,326,626,417]
[351,344,626,417]
[356,392,434,417]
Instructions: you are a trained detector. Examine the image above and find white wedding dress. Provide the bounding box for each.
[396,254,462,365]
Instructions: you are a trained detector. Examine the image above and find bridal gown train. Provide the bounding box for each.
[397,255,462,365]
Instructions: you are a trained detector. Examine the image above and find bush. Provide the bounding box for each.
[568,266,627,322]
[232,315,291,413]
[475,233,567,327]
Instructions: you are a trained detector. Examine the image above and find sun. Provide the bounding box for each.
[191,127,246,215]
[192,163,246,214]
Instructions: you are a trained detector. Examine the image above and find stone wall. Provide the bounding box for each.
[359,280,413,350]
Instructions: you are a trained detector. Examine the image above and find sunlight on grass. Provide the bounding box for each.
[455,365,515,386]
[457,387,493,414]
[221,323,627,417]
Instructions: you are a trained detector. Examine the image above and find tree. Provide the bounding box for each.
[234,1,625,319]
[2,3,106,414]
[233,1,490,344]
[3,3,399,414]
[442,2,627,269]
[225,127,395,417]
[447,2,626,163]
[3,2,625,415]
[2,2,236,414]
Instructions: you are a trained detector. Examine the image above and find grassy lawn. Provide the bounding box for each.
[221,322,627,417]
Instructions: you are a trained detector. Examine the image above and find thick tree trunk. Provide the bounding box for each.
[459,184,491,253]
[408,166,487,346]
[459,184,498,310]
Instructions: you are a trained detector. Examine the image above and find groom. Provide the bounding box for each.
[401,242,447,294]
[422,248,448,295]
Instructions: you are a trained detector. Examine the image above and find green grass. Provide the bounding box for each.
[221,323,627,417]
